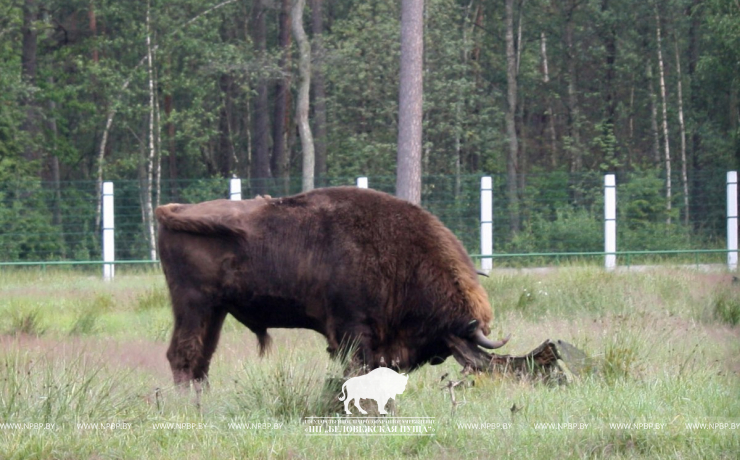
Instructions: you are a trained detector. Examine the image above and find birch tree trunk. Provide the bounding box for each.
[144,0,157,260]
[655,4,672,224]
[154,70,162,210]
[541,32,558,167]
[675,37,689,225]
[292,0,315,192]
[647,62,661,165]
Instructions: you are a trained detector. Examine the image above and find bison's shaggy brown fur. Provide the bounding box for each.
[156,187,500,388]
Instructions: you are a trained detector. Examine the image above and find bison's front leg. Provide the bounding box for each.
[167,293,227,393]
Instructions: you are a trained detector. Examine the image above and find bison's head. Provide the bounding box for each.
[466,320,510,350]
[437,320,511,372]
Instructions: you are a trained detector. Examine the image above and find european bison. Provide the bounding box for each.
[155,187,508,390]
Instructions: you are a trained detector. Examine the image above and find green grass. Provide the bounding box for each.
[0,267,738,459]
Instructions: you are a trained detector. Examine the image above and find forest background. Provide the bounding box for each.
[1,0,739,262]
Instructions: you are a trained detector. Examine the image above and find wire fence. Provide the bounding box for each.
[0,170,733,268]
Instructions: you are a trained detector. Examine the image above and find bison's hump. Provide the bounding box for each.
[155,196,269,235]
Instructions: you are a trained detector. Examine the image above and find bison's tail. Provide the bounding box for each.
[155,203,240,236]
[338,382,347,401]
[258,332,272,357]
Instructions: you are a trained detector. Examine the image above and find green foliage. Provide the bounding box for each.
[619,171,671,227]
[0,0,737,264]
[324,0,401,177]
[503,206,602,254]
[0,183,64,261]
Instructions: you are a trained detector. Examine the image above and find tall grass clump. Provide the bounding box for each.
[0,351,142,424]
[87,293,115,312]
[68,310,99,336]
[7,308,46,336]
[228,352,344,421]
[711,289,740,326]
[601,336,640,383]
[135,286,170,312]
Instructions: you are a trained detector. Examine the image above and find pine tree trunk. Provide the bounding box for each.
[21,0,40,168]
[250,0,272,194]
[687,0,701,173]
[396,0,424,204]
[89,1,98,63]
[505,0,520,232]
[273,0,292,193]
[564,1,582,176]
[311,0,328,185]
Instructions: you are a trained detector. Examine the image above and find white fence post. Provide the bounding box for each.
[728,171,738,271]
[357,177,368,188]
[480,176,493,273]
[605,174,617,271]
[230,178,242,201]
[102,181,115,281]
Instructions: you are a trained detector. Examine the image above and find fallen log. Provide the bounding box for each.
[446,336,583,383]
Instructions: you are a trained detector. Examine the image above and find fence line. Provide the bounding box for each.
[0,171,737,279]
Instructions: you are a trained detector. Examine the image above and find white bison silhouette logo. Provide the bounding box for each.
[338,367,409,415]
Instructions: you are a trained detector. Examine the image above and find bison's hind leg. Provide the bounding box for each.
[167,294,227,392]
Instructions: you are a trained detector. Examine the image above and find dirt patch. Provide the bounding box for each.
[0,333,171,381]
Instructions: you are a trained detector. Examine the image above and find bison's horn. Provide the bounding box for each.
[472,329,511,349]
[476,270,489,277]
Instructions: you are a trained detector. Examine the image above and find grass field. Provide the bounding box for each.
[0,267,738,459]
